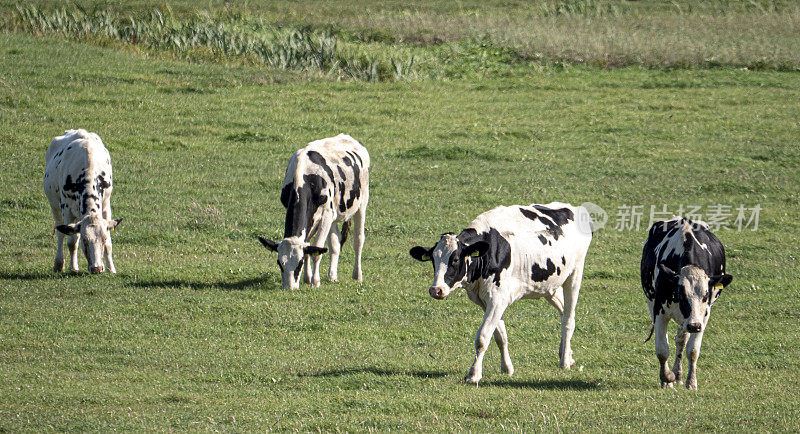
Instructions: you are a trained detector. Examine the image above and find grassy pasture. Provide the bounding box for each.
[1,2,800,431]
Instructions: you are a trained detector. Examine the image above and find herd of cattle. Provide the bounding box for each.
[43,129,734,390]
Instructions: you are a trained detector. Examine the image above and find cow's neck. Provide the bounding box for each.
[283,193,318,241]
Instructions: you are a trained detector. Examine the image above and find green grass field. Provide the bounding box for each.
[2,1,800,431]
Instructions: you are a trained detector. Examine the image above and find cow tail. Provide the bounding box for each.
[340,220,351,245]
[644,325,654,343]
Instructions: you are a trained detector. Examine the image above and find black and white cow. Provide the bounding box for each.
[641,217,733,390]
[43,129,122,274]
[410,203,593,385]
[259,134,370,289]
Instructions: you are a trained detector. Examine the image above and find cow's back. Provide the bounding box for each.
[280,134,369,223]
[467,203,592,292]
[44,129,112,215]
[282,134,369,188]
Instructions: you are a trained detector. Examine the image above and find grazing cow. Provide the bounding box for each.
[259,134,370,289]
[410,203,593,385]
[641,217,733,390]
[43,129,122,274]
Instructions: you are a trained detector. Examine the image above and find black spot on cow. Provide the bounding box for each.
[337,166,346,180]
[345,167,361,210]
[519,208,561,240]
[293,258,304,281]
[342,156,352,167]
[561,256,566,265]
[531,258,557,282]
[459,228,512,286]
[283,174,328,239]
[80,194,99,215]
[352,151,363,167]
[533,205,574,226]
[280,182,294,208]
[63,174,86,194]
[556,267,561,275]
[95,174,111,196]
[307,150,335,182]
[538,234,547,244]
[338,182,347,213]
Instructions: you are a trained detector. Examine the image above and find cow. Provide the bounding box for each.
[43,129,122,274]
[258,134,370,289]
[409,203,593,385]
[641,217,733,390]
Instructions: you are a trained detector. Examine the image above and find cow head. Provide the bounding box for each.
[258,236,327,289]
[658,264,733,333]
[410,233,489,299]
[56,215,122,274]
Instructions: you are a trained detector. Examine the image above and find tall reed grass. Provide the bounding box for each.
[9,5,418,81]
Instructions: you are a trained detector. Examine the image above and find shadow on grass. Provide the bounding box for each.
[0,270,85,280]
[126,275,279,291]
[299,367,449,379]
[486,377,601,390]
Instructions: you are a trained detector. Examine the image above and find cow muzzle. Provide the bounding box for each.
[429,286,447,300]
[90,266,104,274]
[686,323,702,333]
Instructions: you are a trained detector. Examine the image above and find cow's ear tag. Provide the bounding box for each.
[421,253,431,261]
[714,283,724,290]
[109,226,115,232]
[469,250,481,258]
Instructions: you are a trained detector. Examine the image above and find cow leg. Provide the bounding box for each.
[494,320,514,376]
[466,297,508,385]
[102,195,116,273]
[67,233,80,271]
[559,267,583,370]
[469,293,513,376]
[685,331,704,390]
[310,214,334,287]
[327,224,341,282]
[303,256,313,284]
[50,205,65,272]
[351,204,366,282]
[654,314,675,388]
[104,241,116,274]
[60,209,80,272]
[672,328,688,385]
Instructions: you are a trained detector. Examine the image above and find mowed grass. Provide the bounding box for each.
[1,33,800,431]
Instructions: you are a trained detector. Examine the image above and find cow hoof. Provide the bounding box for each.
[661,381,675,389]
[53,261,64,272]
[464,375,481,386]
[501,364,514,376]
[560,360,576,370]
[687,382,698,390]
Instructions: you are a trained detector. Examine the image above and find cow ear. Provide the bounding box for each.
[658,264,678,282]
[461,241,489,258]
[108,218,122,231]
[56,223,80,235]
[258,236,280,252]
[409,246,433,262]
[304,246,328,256]
[710,273,733,289]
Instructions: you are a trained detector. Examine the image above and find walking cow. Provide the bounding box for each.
[43,129,122,274]
[259,134,370,289]
[410,203,593,385]
[641,217,733,390]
